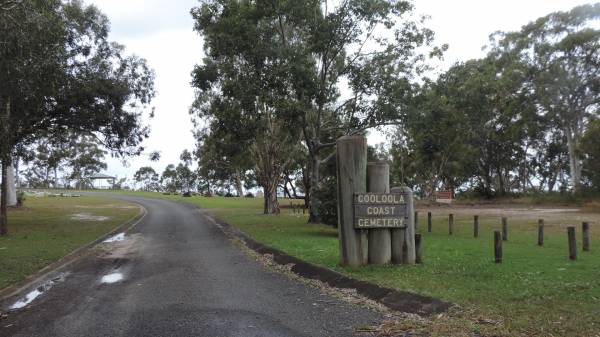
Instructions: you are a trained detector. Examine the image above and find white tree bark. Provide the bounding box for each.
[565,126,582,192]
[2,165,17,206]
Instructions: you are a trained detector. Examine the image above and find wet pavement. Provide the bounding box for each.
[0,195,381,337]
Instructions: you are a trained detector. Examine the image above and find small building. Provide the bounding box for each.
[89,173,116,189]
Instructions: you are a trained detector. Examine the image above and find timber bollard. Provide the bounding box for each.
[415,234,422,264]
[582,222,590,252]
[474,215,479,238]
[367,162,392,264]
[568,226,577,260]
[427,211,432,233]
[449,214,454,235]
[336,135,368,267]
[502,217,508,241]
[494,231,502,263]
[538,219,544,246]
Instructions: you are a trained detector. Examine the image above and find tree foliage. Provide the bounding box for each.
[0,0,155,234]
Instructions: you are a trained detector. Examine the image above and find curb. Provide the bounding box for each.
[199,210,453,316]
[0,203,147,301]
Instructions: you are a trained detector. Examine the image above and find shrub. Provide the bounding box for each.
[313,175,337,228]
[244,192,254,198]
[16,191,26,207]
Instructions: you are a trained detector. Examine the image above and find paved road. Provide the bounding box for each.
[1,196,381,337]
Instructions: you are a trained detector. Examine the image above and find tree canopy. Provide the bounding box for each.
[0,0,155,234]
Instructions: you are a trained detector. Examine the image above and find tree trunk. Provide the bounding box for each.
[308,154,320,223]
[565,128,582,193]
[14,158,19,188]
[234,171,244,197]
[288,177,298,199]
[0,97,10,236]
[262,182,280,214]
[302,165,310,208]
[282,183,291,199]
[1,157,9,236]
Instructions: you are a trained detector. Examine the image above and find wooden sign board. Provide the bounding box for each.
[353,193,408,229]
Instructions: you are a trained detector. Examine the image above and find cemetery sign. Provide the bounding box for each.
[353,193,408,229]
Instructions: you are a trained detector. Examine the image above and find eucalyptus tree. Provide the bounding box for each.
[177,149,196,194]
[191,0,441,220]
[161,164,179,193]
[295,0,444,222]
[65,135,108,189]
[133,166,160,191]
[489,3,600,192]
[191,0,305,213]
[581,119,600,190]
[0,0,155,234]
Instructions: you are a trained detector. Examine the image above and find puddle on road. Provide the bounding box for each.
[101,272,124,284]
[103,233,126,243]
[10,289,43,310]
[9,273,68,310]
[70,213,110,221]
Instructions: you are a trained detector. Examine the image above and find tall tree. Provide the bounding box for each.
[66,135,107,189]
[161,164,179,193]
[134,166,160,191]
[191,0,303,213]
[489,3,600,192]
[191,0,441,220]
[0,0,155,234]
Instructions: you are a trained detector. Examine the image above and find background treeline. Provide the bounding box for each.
[184,1,600,225]
[13,2,600,228]
[391,4,600,198]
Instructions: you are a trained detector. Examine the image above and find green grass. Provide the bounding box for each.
[86,191,600,336]
[214,208,600,336]
[0,196,140,290]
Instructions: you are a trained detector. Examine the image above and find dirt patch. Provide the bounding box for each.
[418,205,600,225]
[70,213,110,221]
[75,204,139,210]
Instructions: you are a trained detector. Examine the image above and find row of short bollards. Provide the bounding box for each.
[414,211,592,263]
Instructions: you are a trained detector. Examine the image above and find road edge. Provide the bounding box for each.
[0,203,147,301]
[197,209,453,316]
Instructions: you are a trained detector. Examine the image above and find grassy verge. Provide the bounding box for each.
[0,196,140,290]
[91,191,600,336]
[214,207,600,336]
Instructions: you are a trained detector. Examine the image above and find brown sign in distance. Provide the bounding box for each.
[353,193,408,229]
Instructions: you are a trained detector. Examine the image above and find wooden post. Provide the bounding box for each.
[538,219,544,246]
[390,186,415,264]
[474,215,479,238]
[582,222,590,252]
[568,226,577,260]
[427,211,432,233]
[449,214,454,235]
[336,135,368,267]
[415,234,422,264]
[502,217,508,241]
[367,162,391,264]
[494,231,502,263]
[414,211,419,231]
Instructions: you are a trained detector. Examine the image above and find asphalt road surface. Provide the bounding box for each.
[1,195,381,337]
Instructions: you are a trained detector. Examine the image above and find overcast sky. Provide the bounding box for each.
[86,0,596,181]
